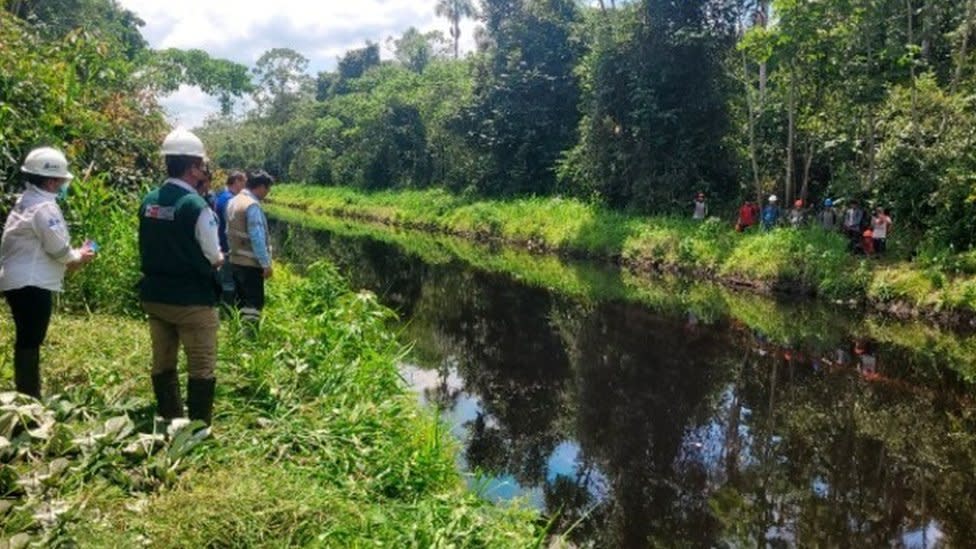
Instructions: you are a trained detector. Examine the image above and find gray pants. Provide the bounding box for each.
[218,262,235,305]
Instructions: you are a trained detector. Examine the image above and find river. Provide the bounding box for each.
[270,216,976,548]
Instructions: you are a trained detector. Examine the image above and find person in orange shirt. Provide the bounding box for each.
[861,229,875,256]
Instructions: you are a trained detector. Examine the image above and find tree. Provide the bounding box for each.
[318,43,382,97]
[561,0,739,210]
[0,8,165,195]
[435,0,477,59]
[251,48,313,122]
[389,27,448,73]
[456,0,582,195]
[148,49,253,115]
[6,0,147,59]
[338,42,381,80]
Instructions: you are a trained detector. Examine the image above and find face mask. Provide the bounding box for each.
[57,182,70,201]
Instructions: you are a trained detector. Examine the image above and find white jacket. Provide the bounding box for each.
[0,185,82,292]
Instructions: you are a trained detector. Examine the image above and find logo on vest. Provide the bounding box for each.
[144,205,176,221]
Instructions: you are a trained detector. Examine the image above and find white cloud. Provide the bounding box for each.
[159,85,220,128]
[120,0,480,127]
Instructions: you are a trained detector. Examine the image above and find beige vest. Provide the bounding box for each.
[227,192,264,268]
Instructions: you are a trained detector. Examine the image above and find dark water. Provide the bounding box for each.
[271,219,976,549]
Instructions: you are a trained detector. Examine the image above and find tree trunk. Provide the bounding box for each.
[453,20,461,59]
[864,26,878,190]
[743,49,762,201]
[757,1,770,103]
[906,0,921,146]
[953,0,976,93]
[866,110,877,189]
[801,141,814,203]
[785,67,796,205]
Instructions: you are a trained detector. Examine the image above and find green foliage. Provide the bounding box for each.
[272,183,976,312]
[322,43,382,98]
[729,0,975,250]
[455,0,582,196]
[147,49,253,114]
[251,48,313,122]
[191,0,976,257]
[875,74,976,251]
[60,175,143,316]
[271,185,873,300]
[389,26,449,73]
[0,10,165,199]
[560,1,739,210]
[6,0,148,59]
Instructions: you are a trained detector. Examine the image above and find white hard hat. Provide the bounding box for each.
[161,128,206,158]
[21,147,73,180]
[769,195,778,202]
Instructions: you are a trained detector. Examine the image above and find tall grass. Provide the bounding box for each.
[271,184,976,314]
[60,174,143,316]
[2,199,541,546]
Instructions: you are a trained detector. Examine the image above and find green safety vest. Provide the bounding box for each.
[138,182,218,306]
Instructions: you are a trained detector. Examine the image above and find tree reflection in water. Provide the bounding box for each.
[273,221,976,548]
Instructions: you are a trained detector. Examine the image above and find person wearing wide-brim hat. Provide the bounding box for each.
[0,147,96,398]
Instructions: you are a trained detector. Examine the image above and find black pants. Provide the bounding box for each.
[231,264,265,315]
[873,238,887,254]
[5,286,53,349]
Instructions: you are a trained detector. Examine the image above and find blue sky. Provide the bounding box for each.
[118,0,479,127]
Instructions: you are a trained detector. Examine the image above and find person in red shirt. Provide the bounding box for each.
[737,200,758,231]
[861,229,875,256]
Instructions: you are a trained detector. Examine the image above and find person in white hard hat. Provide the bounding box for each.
[0,147,96,398]
[761,194,780,231]
[137,128,222,435]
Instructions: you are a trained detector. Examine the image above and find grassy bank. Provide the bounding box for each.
[270,185,976,321]
[269,205,850,345]
[269,207,976,383]
[1,263,540,546]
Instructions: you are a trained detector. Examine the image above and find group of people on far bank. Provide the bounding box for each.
[0,129,273,438]
[694,192,893,256]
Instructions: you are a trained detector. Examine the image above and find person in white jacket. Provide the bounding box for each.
[0,147,95,398]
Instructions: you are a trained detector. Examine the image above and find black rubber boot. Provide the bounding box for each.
[186,377,216,426]
[151,370,184,419]
[13,347,40,398]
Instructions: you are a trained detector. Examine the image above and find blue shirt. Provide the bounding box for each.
[243,191,271,269]
[215,189,234,253]
[762,205,780,228]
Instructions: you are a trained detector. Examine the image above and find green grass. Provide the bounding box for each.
[270,184,976,316]
[1,263,541,547]
[269,204,860,351]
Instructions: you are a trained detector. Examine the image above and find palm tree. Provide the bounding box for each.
[435,0,477,59]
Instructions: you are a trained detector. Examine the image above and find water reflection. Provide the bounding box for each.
[273,220,976,548]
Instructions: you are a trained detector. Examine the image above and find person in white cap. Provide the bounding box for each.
[137,128,222,436]
[0,147,96,398]
[762,194,780,231]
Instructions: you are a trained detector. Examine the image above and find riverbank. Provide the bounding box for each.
[270,209,976,383]
[269,185,976,326]
[1,263,540,546]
